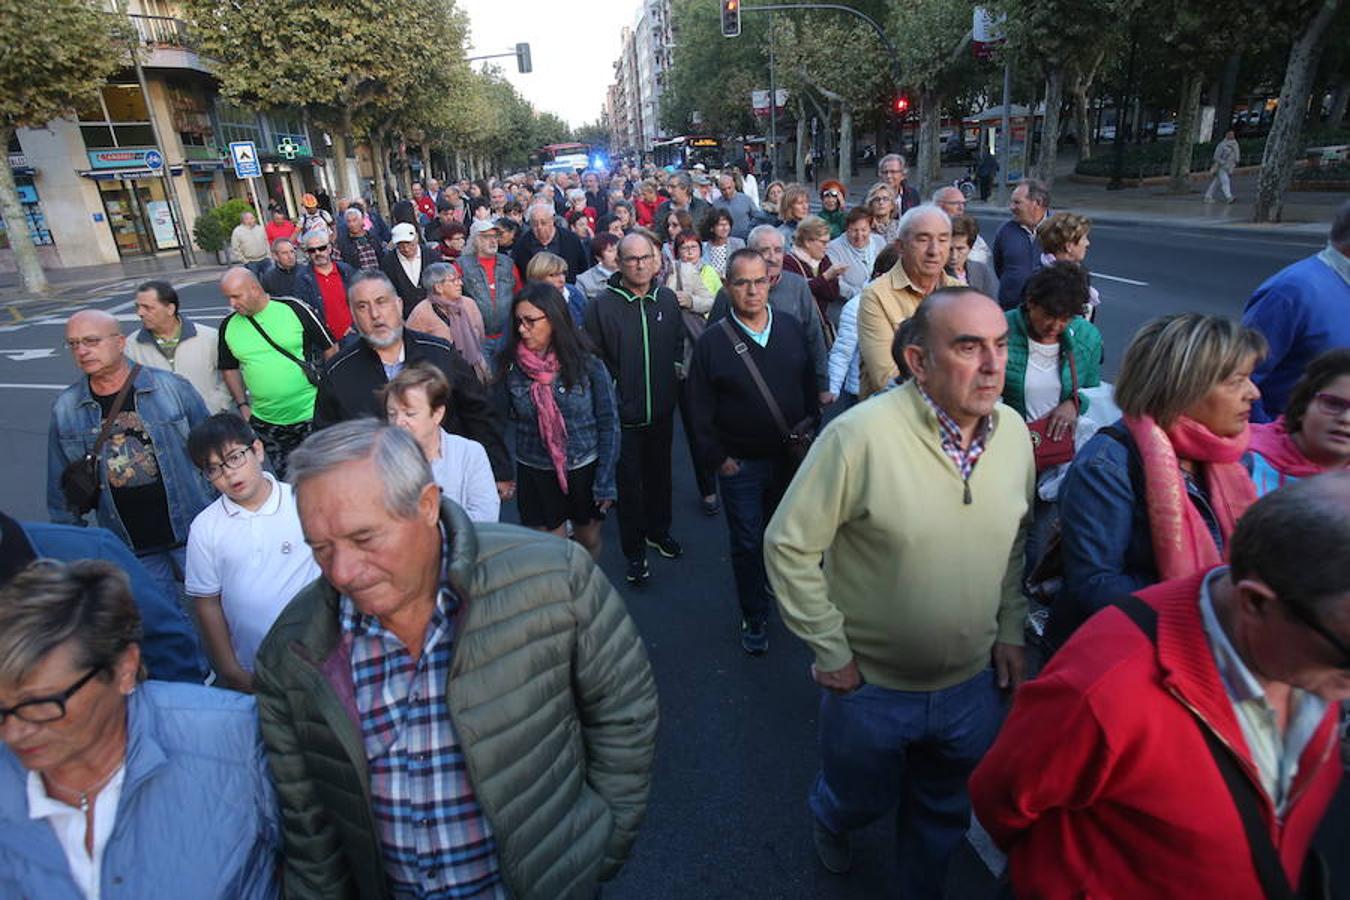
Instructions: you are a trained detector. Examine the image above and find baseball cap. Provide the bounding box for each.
[391,222,418,244]
[469,218,501,238]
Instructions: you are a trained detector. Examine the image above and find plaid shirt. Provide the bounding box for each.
[351,233,380,270]
[339,524,505,898]
[917,384,991,500]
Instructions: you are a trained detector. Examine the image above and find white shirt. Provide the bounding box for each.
[28,766,126,900]
[968,234,992,266]
[1024,339,1062,420]
[429,431,501,523]
[185,474,320,671]
[398,249,423,288]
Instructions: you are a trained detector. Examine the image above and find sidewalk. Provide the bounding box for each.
[824,150,1344,237]
[0,252,227,320]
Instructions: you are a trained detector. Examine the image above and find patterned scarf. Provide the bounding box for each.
[515,343,570,492]
[1123,414,1257,580]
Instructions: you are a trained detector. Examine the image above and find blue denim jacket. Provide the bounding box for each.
[506,355,620,501]
[1056,421,1222,638]
[46,362,215,547]
[0,682,280,899]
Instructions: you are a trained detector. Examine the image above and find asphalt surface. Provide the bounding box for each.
[1,221,1345,898]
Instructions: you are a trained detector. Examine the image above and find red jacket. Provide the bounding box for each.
[970,571,1342,899]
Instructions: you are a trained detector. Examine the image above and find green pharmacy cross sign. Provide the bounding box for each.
[276,138,304,160]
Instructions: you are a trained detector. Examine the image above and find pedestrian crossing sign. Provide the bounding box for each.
[230,141,261,179]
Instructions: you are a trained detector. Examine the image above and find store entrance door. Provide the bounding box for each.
[98,180,152,257]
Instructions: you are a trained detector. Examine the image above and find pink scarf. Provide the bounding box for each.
[1123,415,1257,581]
[1248,419,1331,478]
[515,344,570,492]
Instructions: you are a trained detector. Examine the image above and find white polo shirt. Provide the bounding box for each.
[185,474,320,672]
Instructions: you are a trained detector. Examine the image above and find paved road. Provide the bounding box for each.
[0,223,1344,898]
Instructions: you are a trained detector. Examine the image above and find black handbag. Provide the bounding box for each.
[244,314,324,387]
[60,365,141,516]
[719,318,815,463]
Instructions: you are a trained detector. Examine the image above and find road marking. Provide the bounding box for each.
[1093,272,1149,286]
[0,349,56,361]
[0,383,65,390]
[4,306,22,323]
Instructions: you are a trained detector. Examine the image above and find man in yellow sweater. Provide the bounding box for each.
[764,287,1034,897]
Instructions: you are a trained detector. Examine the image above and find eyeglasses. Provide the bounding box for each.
[1281,597,1350,672]
[201,446,253,480]
[728,277,771,289]
[515,313,548,329]
[1312,392,1350,417]
[0,667,103,726]
[304,245,330,254]
[620,254,655,265]
[65,334,119,351]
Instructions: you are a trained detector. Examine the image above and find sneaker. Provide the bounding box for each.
[740,618,769,656]
[702,496,720,516]
[625,557,650,585]
[645,534,683,559]
[812,817,852,873]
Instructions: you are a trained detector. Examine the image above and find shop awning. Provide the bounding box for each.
[79,165,185,180]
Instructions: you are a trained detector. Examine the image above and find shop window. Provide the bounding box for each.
[0,178,54,249]
[113,124,156,146]
[180,131,207,146]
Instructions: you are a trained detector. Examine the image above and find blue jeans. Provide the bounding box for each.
[137,545,187,607]
[717,454,792,624]
[810,668,1005,900]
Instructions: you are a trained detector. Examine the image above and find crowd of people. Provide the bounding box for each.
[2,154,1348,899]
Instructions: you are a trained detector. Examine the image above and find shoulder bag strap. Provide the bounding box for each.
[1110,596,1298,900]
[719,318,791,438]
[1066,342,1080,410]
[244,311,311,375]
[92,364,142,454]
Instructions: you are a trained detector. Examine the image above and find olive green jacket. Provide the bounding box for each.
[253,500,658,900]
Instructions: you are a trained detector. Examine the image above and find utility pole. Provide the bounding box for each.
[998,58,1012,204]
[768,18,778,179]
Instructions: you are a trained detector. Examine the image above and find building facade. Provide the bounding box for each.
[606,0,675,164]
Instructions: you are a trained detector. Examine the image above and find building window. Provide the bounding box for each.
[215,100,263,148]
[77,83,154,149]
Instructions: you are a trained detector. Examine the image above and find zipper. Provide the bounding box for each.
[1166,684,1279,824]
[639,295,652,426]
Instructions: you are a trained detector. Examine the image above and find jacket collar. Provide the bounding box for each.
[133,316,198,346]
[606,272,658,303]
[72,359,152,406]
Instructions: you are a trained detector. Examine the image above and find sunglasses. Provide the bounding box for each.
[305,245,330,254]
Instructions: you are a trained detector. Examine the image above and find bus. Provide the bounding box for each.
[651,135,723,171]
[535,142,592,174]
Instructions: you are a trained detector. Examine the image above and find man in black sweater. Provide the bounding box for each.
[311,270,510,489]
[584,232,685,586]
[688,249,818,655]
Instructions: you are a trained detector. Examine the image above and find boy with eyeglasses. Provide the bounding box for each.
[184,413,319,693]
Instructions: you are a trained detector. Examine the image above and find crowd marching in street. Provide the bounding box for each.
[2,152,1349,899]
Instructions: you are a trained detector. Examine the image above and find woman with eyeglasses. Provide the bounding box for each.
[1247,348,1350,495]
[782,215,842,338]
[526,251,589,329]
[0,559,280,898]
[776,183,811,246]
[866,183,901,243]
[496,282,620,559]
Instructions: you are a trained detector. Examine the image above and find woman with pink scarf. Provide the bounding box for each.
[1052,314,1267,645]
[497,282,620,559]
[1247,348,1350,495]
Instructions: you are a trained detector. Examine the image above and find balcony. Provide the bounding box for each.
[128,14,215,76]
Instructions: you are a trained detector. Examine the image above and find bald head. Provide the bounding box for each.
[220,266,267,315]
[68,309,120,333]
[65,309,127,379]
[617,232,659,291]
[932,186,967,219]
[902,287,1008,428]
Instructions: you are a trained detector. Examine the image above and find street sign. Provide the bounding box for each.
[143,149,163,173]
[229,141,261,179]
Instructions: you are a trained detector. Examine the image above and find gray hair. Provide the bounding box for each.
[898,203,951,242]
[527,202,555,225]
[421,261,459,292]
[747,224,783,250]
[669,173,692,192]
[1230,472,1350,614]
[349,268,397,297]
[878,153,907,173]
[931,185,964,203]
[1018,177,1051,209]
[288,419,433,520]
[565,188,586,202]
[0,560,143,686]
[300,229,328,247]
[344,207,365,221]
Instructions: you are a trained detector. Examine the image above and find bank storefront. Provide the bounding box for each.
[80,148,184,257]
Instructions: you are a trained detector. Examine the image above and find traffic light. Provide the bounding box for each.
[893,95,910,116]
[721,0,741,38]
[516,42,532,74]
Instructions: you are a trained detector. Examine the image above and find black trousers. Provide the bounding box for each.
[676,378,717,499]
[616,415,674,560]
[251,418,312,480]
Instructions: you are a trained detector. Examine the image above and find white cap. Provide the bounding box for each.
[390,222,418,244]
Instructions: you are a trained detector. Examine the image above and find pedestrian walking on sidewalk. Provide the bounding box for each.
[1204,130,1241,204]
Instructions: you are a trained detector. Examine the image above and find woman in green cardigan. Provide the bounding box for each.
[1003,261,1104,439]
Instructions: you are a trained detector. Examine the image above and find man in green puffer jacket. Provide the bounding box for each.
[252,419,658,900]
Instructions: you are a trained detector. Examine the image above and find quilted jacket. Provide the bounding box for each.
[252,499,658,899]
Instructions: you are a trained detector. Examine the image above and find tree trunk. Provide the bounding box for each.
[1255,0,1343,222]
[795,100,807,183]
[0,126,48,295]
[915,87,940,198]
[1071,77,1093,162]
[335,108,356,201]
[838,106,853,186]
[396,138,413,199]
[1214,51,1242,133]
[1168,71,1205,192]
[1329,74,1350,127]
[370,132,391,220]
[1038,65,1066,184]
